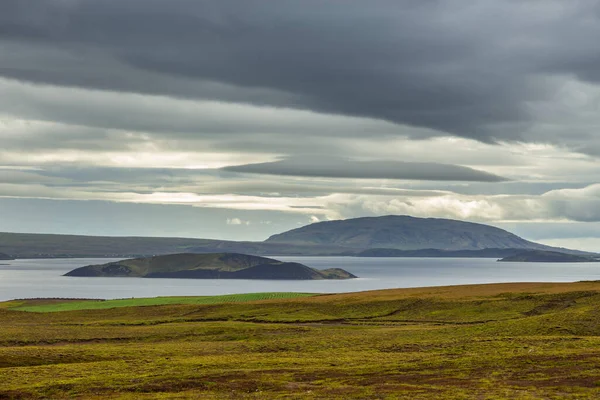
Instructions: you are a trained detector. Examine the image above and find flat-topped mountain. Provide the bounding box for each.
[266,215,552,251]
[498,250,598,263]
[65,253,356,280]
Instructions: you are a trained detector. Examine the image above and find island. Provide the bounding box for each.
[64,253,357,280]
[0,252,14,260]
[498,250,599,263]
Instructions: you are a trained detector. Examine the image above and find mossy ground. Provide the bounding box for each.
[9,292,316,312]
[2,282,600,398]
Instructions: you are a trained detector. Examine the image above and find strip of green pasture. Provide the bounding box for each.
[11,292,317,313]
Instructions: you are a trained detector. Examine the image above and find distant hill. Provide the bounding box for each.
[498,250,599,263]
[266,215,566,252]
[0,252,13,260]
[1,215,592,258]
[0,232,351,258]
[65,253,356,280]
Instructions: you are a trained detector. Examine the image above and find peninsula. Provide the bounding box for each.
[498,250,599,263]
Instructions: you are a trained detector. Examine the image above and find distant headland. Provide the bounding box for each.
[498,250,600,263]
[1,215,596,259]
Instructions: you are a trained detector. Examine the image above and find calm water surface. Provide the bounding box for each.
[1,257,600,301]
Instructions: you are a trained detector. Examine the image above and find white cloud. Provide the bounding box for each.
[226,217,250,226]
[3,177,600,224]
[537,238,600,253]
[320,183,600,223]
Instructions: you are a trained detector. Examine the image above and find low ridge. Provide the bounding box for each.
[498,250,599,263]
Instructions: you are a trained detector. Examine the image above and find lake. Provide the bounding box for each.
[1,257,600,301]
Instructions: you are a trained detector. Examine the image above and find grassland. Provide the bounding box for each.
[9,292,316,313]
[3,282,600,398]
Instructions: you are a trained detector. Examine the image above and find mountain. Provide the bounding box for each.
[1,215,591,258]
[266,215,563,251]
[0,252,13,260]
[498,250,599,263]
[64,253,356,280]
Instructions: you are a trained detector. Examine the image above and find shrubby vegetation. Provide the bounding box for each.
[2,282,600,398]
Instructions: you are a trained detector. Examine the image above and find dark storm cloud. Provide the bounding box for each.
[2,0,600,143]
[223,157,507,182]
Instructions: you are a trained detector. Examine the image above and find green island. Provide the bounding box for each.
[3,281,600,399]
[64,253,356,280]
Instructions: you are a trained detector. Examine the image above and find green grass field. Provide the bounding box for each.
[10,292,316,313]
[3,282,600,398]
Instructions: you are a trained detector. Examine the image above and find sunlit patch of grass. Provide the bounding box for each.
[10,292,317,313]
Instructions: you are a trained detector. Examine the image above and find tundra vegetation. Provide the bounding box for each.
[2,282,600,399]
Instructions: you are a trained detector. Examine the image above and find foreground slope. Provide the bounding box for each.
[64,253,356,280]
[3,281,600,399]
[266,215,559,251]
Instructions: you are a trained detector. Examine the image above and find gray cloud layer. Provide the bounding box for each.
[1,1,600,247]
[223,157,507,182]
[2,1,600,147]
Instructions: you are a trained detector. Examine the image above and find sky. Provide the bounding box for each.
[1,1,600,250]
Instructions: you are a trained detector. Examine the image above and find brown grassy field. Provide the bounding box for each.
[2,281,600,399]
